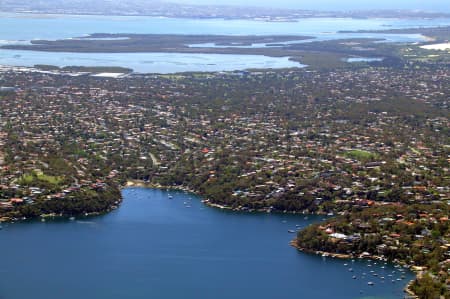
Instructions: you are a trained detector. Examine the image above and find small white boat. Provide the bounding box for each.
[368,281,374,286]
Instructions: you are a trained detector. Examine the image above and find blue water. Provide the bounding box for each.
[0,188,414,299]
[189,33,427,48]
[0,13,450,72]
[1,13,450,40]
[0,50,304,73]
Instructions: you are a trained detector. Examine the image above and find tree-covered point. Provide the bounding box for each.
[10,184,121,219]
[1,181,121,222]
[296,203,450,298]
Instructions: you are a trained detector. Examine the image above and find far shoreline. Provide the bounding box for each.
[124,179,330,215]
[1,10,450,21]
[125,181,421,298]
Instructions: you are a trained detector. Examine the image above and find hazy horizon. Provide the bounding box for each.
[1,0,449,13]
[172,0,450,12]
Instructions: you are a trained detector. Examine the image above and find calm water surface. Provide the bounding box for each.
[0,50,304,73]
[1,13,450,40]
[0,188,414,299]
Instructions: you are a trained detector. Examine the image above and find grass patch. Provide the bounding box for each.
[19,173,36,185]
[36,173,63,185]
[345,150,379,161]
[18,172,63,186]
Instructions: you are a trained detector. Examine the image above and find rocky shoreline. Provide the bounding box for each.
[290,239,420,298]
[0,186,122,224]
[125,180,331,214]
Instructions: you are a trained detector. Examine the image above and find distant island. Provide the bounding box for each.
[3,27,450,70]
[339,26,450,43]
[1,0,450,20]
[1,34,312,53]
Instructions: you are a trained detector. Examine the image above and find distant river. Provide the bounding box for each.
[0,188,414,299]
[1,13,450,72]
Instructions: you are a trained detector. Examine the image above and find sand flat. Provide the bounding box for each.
[91,72,126,78]
[420,42,450,51]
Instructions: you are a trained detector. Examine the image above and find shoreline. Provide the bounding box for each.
[125,179,328,215]
[290,239,352,259]
[124,180,197,194]
[290,239,420,298]
[1,178,311,224]
[0,206,119,224]
[0,185,122,224]
[2,10,450,21]
[420,42,450,50]
[126,180,421,298]
[1,179,422,298]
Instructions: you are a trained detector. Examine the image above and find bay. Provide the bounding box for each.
[1,13,450,72]
[1,13,450,40]
[0,50,304,73]
[0,188,414,299]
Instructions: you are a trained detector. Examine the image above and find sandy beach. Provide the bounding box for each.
[420,42,450,51]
